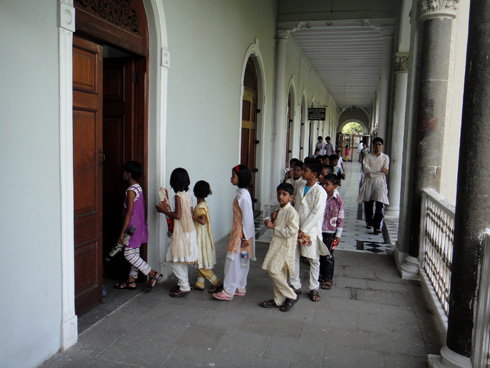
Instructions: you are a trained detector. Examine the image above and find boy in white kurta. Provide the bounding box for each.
[289,160,330,302]
[260,183,299,312]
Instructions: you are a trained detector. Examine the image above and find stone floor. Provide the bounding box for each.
[40,161,444,368]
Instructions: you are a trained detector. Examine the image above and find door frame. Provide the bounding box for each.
[239,43,266,211]
[57,0,169,349]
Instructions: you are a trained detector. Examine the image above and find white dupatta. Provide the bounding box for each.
[236,188,256,261]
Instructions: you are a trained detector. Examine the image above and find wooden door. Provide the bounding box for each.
[241,58,258,208]
[241,89,257,204]
[73,36,104,315]
[102,58,133,279]
[102,57,148,279]
[285,92,292,167]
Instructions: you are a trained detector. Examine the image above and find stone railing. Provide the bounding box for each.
[473,230,490,368]
[418,188,455,328]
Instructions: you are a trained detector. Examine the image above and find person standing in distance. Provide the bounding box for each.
[357,138,389,234]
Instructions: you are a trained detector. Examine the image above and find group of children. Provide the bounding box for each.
[114,157,344,313]
[260,157,344,311]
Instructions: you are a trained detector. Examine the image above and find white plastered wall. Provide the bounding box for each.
[0,1,63,367]
[283,35,338,164]
[160,0,277,242]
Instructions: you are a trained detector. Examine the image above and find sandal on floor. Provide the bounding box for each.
[309,289,320,302]
[114,280,137,290]
[208,283,223,294]
[169,289,190,298]
[292,287,302,295]
[212,291,233,301]
[279,297,297,312]
[146,273,163,292]
[191,284,205,291]
[321,281,332,290]
[259,299,278,308]
[170,285,180,292]
[235,290,246,297]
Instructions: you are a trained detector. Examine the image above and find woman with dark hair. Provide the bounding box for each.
[212,165,255,301]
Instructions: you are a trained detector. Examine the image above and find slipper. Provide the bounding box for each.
[259,299,278,308]
[234,290,246,297]
[191,284,205,291]
[169,289,190,298]
[279,297,297,312]
[309,289,320,302]
[114,280,137,290]
[212,291,233,301]
[146,273,163,292]
[170,285,180,292]
[208,283,223,294]
[321,281,332,290]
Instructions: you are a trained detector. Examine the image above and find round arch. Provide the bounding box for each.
[240,42,267,209]
[286,78,297,165]
[338,119,369,134]
[338,107,370,133]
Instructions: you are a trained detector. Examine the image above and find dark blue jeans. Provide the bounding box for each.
[319,233,335,283]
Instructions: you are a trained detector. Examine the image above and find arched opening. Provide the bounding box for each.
[241,57,259,207]
[72,0,149,315]
[286,88,295,167]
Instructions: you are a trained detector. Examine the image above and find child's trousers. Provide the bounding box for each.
[170,262,191,292]
[269,266,297,306]
[195,268,220,289]
[223,252,249,296]
[124,247,151,279]
[320,233,336,283]
[290,245,320,291]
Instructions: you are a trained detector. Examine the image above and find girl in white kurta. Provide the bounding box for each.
[156,168,198,297]
[261,183,299,312]
[190,180,221,292]
[289,161,329,302]
[213,165,255,301]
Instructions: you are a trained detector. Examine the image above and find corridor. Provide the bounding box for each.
[41,161,443,368]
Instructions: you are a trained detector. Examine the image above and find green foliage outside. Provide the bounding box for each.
[342,122,364,135]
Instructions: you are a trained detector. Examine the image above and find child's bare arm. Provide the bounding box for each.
[119,190,136,244]
[156,195,182,220]
[193,213,207,225]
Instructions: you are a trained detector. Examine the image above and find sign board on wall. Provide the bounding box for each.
[308,108,326,120]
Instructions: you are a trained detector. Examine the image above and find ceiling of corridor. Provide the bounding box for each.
[291,20,387,109]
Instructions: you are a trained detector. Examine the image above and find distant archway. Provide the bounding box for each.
[338,107,370,133]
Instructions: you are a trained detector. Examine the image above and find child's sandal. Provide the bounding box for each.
[259,299,278,308]
[279,298,297,312]
[309,289,320,302]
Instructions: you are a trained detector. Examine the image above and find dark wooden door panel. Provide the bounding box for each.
[102,58,134,279]
[73,36,103,315]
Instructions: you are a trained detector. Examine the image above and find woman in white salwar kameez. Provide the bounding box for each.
[213,165,255,301]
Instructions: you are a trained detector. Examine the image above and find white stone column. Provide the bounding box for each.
[58,0,78,349]
[270,32,288,199]
[376,26,394,140]
[385,54,409,218]
[271,25,302,199]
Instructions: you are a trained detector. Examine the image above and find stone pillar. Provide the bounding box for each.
[376,26,394,140]
[430,0,490,365]
[404,0,457,267]
[385,54,409,218]
[271,25,302,201]
[271,31,288,198]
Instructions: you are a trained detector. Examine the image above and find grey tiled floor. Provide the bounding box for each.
[40,162,442,368]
